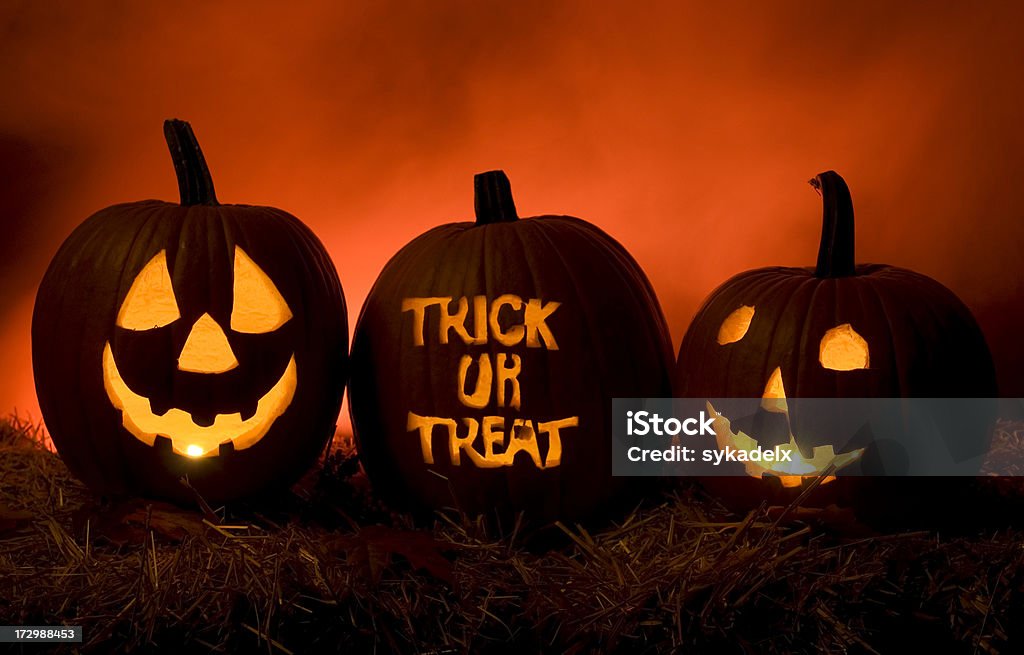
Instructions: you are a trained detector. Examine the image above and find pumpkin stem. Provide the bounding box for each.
[163,119,219,206]
[810,170,855,277]
[474,170,518,224]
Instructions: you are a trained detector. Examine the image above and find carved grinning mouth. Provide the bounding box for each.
[102,342,296,458]
[706,401,864,487]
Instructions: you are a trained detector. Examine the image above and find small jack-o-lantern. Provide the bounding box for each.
[675,171,997,508]
[349,171,673,522]
[32,120,348,503]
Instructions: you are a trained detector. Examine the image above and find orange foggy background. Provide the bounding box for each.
[1,1,1022,432]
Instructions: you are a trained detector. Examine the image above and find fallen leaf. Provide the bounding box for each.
[333,525,456,586]
[765,504,876,537]
[73,499,207,545]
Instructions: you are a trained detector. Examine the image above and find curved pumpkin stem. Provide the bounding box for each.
[474,170,518,224]
[164,119,219,206]
[810,170,855,277]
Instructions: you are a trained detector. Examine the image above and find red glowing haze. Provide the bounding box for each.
[1,2,1021,431]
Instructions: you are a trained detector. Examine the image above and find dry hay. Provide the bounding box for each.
[1,416,1024,653]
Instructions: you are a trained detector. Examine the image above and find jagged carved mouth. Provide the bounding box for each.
[102,342,296,458]
[706,401,864,487]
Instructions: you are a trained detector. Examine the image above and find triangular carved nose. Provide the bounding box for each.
[761,366,788,414]
[177,313,238,373]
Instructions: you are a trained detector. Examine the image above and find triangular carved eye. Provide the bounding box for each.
[820,323,869,370]
[117,250,180,330]
[230,246,292,334]
[717,305,755,345]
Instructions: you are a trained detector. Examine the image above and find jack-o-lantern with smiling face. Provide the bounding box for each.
[32,120,348,504]
[675,171,997,510]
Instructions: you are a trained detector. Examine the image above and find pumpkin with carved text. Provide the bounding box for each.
[32,120,348,504]
[674,171,997,514]
[349,171,673,522]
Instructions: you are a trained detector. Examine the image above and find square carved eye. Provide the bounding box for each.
[117,250,180,330]
[820,323,869,370]
[230,247,292,333]
[717,305,755,345]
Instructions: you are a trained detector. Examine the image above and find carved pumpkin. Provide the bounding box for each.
[32,120,348,504]
[674,171,997,508]
[349,171,673,521]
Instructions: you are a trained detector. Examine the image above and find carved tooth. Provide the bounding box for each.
[218,441,236,457]
[191,411,217,428]
[149,398,172,417]
[153,435,174,455]
[238,401,259,422]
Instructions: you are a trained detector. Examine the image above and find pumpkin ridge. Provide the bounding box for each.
[558,217,673,383]
[897,270,994,395]
[364,224,461,506]
[515,221,579,514]
[857,276,905,393]
[116,208,170,471]
[755,275,812,388]
[677,270,757,396]
[506,222,559,512]
[792,277,835,413]
[717,272,807,399]
[40,212,116,487]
